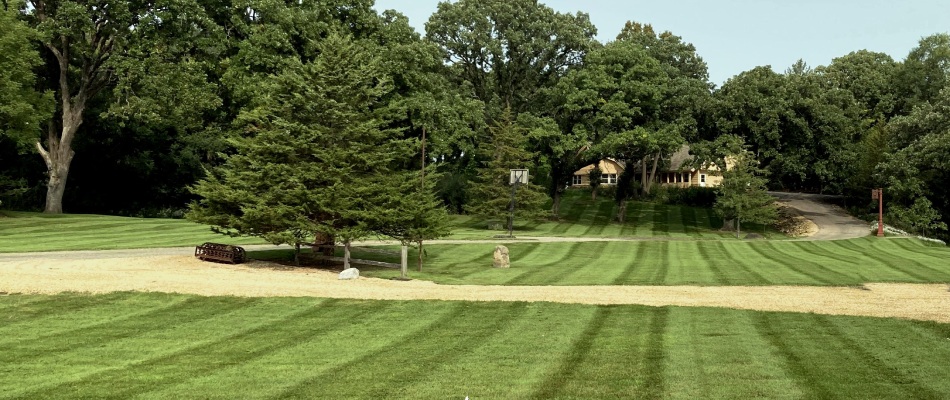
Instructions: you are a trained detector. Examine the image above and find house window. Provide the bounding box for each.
[600,173,617,185]
[700,174,706,183]
[572,175,583,185]
[683,173,690,183]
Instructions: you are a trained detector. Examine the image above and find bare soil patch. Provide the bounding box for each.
[2,255,948,323]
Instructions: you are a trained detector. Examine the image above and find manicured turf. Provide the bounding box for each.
[448,190,751,239]
[0,211,265,252]
[2,293,948,399]
[346,237,950,286]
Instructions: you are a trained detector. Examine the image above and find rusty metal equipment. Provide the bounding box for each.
[195,243,247,264]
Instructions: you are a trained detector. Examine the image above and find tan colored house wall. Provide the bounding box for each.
[572,159,624,187]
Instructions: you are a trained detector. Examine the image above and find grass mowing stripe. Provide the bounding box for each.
[0,292,131,326]
[758,242,842,285]
[651,241,671,284]
[889,238,950,262]
[612,242,648,284]
[832,240,941,281]
[696,241,730,285]
[506,242,586,285]
[0,294,193,347]
[787,241,873,280]
[713,241,771,285]
[278,302,530,399]
[25,300,387,399]
[653,204,671,237]
[752,313,831,399]
[642,307,670,398]
[809,314,944,398]
[531,306,613,399]
[0,296,257,366]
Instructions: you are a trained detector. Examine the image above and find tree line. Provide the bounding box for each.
[1,0,948,241]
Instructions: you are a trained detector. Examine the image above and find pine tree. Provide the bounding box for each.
[714,151,778,238]
[188,34,445,263]
[465,107,548,229]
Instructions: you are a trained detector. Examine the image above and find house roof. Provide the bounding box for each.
[668,144,692,171]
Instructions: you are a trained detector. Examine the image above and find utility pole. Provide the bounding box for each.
[872,188,884,237]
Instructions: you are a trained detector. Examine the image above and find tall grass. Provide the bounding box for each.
[2,293,949,399]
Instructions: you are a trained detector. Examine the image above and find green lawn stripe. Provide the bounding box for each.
[889,238,950,262]
[751,312,833,399]
[0,292,131,326]
[555,241,617,285]
[788,241,875,280]
[641,306,670,398]
[760,242,847,285]
[505,242,584,285]
[651,241,671,284]
[695,241,731,285]
[612,242,648,285]
[0,294,193,347]
[530,306,615,399]
[26,300,391,399]
[718,242,774,284]
[0,296,258,366]
[809,314,946,398]
[278,302,529,398]
[833,240,944,281]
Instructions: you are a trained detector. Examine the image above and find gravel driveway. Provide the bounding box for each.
[770,192,870,240]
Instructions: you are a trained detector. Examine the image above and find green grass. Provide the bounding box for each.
[2,293,949,399]
[0,211,265,252]
[447,190,776,239]
[329,237,950,286]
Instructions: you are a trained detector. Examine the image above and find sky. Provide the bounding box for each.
[372,0,950,86]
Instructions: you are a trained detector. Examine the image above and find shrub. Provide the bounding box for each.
[663,187,718,207]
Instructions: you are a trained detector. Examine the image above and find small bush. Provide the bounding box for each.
[663,186,718,207]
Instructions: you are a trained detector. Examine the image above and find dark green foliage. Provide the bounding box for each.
[715,151,778,238]
[663,186,718,207]
[188,34,445,245]
[465,108,548,224]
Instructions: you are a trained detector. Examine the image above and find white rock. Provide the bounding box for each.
[493,245,510,268]
[338,268,360,280]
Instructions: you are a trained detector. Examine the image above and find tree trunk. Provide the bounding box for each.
[37,109,82,214]
[617,200,627,223]
[591,187,598,201]
[343,241,351,270]
[737,217,741,239]
[417,240,424,271]
[551,190,562,217]
[641,156,648,196]
[644,153,660,195]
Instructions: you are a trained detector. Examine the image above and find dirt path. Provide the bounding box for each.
[771,192,870,240]
[2,255,948,323]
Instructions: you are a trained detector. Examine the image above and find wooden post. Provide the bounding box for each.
[344,241,351,269]
[877,188,885,237]
[400,245,409,279]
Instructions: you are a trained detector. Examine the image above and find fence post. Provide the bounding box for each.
[400,245,409,279]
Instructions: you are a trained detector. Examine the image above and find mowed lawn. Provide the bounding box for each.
[449,191,745,239]
[350,237,950,286]
[0,211,265,252]
[1,293,948,399]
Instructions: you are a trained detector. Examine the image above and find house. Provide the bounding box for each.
[569,145,728,188]
[570,159,624,187]
[655,144,726,188]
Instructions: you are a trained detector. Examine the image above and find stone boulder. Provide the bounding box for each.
[338,268,360,280]
[493,245,510,268]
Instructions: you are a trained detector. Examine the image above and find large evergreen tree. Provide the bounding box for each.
[466,108,547,228]
[189,34,445,258]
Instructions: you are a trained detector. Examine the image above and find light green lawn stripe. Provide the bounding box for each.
[0,292,132,326]
[44,300,394,399]
[741,242,824,285]
[5,296,277,397]
[690,241,732,285]
[713,241,773,284]
[0,294,193,347]
[398,303,598,399]
[278,302,530,399]
[502,242,584,285]
[832,240,944,281]
[829,317,950,397]
[808,314,946,398]
[611,242,648,285]
[788,241,877,281]
[889,238,950,262]
[665,241,710,285]
[554,241,616,285]
[136,300,463,399]
[761,242,848,285]
[624,241,665,284]
[664,308,804,400]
